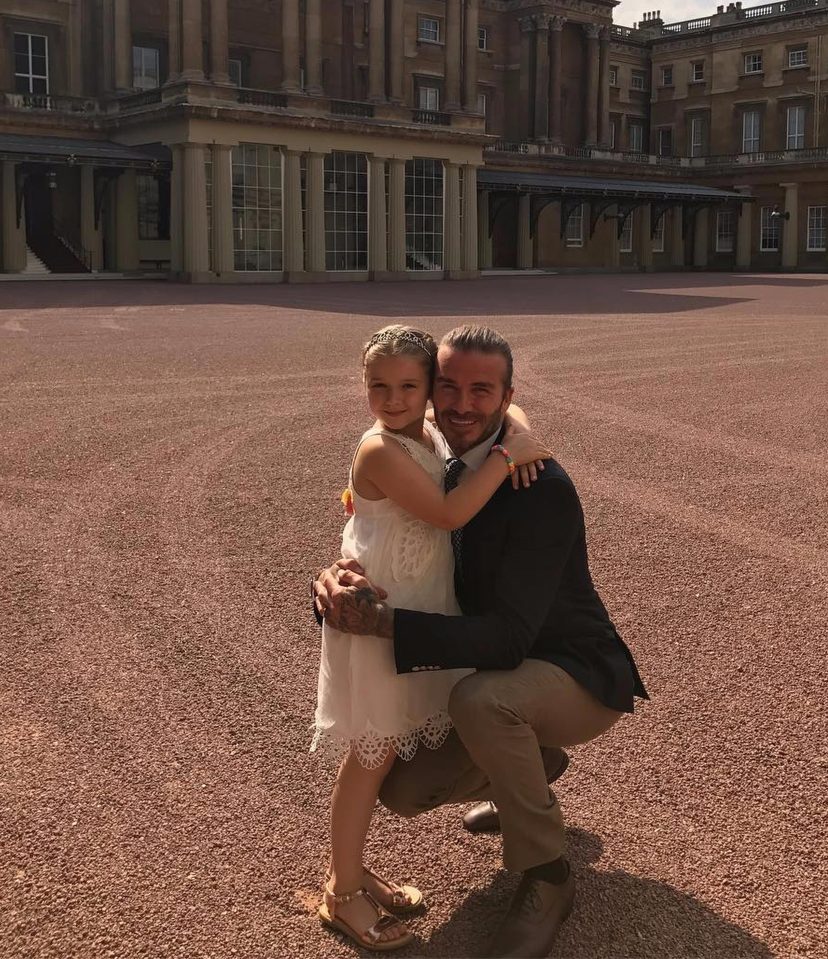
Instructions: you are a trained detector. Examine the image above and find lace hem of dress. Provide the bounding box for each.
[309,711,453,770]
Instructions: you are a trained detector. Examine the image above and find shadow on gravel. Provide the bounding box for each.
[420,829,774,959]
[1,274,826,319]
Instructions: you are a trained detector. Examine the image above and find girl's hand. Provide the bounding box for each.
[498,433,552,489]
[501,429,549,490]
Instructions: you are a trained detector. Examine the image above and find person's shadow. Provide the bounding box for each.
[418,829,773,958]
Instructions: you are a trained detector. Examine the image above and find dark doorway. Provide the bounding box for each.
[492,195,518,268]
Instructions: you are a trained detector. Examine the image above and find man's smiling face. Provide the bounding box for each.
[432,345,514,456]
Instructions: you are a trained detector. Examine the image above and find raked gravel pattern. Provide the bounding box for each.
[1,274,826,959]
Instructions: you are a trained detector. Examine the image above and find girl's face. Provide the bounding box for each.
[364,353,431,439]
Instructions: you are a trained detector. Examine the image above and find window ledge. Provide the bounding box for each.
[782,64,809,72]
[417,39,445,48]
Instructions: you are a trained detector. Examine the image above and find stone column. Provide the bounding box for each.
[445,0,462,111]
[693,208,709,268]
[478,189,492,270]
[114,0,132,91]
[444,162,462,272]
[368,0,386,102]
[534,15,550,140]
[604,206,620,268]
[80,166,102,271]
[517,194,533,269]
[115,168,139,272]
[306,152,326,272]
[281,0,301,92]
[369,156,388,274]
[671,206,685,267]
[462,165,478,272]
[598,27,611,147]
[210,0,229,83]
[518,18,534,141]
[181,143,209,274]
[583,23,600,146]
[1,162,27,273]
[305,0,323,94]
[181,0,204,80]
[388,158,407,273]
[170,145,184,273]
[282,149,304,275]
[549,17,565,143]
[463,0,479,112]
[211,144,234,273]
[780,182,799,270]
[68,0,85,95]
[168,0,181,82]
[735,189,752,270]
[389,0,405,103]
[637,203,653,271]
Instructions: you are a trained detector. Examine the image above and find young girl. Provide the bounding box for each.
[311,325,549,951]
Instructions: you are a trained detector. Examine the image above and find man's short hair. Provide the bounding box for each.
[440,325,513,388]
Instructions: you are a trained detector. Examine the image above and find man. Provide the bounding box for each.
[314,325,647,958]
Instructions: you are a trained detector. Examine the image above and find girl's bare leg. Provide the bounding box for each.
[328,748,407,943]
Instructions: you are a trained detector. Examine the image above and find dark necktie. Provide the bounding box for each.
[444,457,466,585]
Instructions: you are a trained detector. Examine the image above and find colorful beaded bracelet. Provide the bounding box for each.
[490,444,516,475]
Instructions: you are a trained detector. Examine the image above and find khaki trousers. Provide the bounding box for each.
[379,659,621,872]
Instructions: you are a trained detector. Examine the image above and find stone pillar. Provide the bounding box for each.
[637,203,653,271]
[181,0,204,80]
[283,149,304,275]
[518,18,534,141]
[389,0,405,103]
[478,189,492,270]
[168,0,181,82]
[462,165,478,273]
[211,144,234,273]
[305,0,323,94]
[306,152,326,273]
[210,0,229,83]
[671,206,685,268]
[693,208,709,268]
[444,162,462,272]
[115,169,139,272]
[170,144,184,273]
[445,0,462,110]
[463,0,479,112]
[598,27,611,147]
[1,162,27,273]
[181,144,209,275]
[80,166,102,271]
[549,17,565,143]
[114,0,132,91]
[369,156,388,274]
[780,182,799,270]
[388,158,407,273]
[735,189,752,270]
[517,194,533,269]
[281,0,301,92]
[68,0,85,95]
[368,0,386,102]
[604,207,620,269]
[583,23,600,146]
[534,15,550,140]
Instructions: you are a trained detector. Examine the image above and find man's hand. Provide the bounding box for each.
[324,587,394,638]
[313,558,387,617]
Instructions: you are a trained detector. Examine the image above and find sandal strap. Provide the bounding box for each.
[364,913,404,944]
[363,866,414,908]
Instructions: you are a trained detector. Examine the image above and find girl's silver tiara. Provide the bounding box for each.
[367,329,431,355]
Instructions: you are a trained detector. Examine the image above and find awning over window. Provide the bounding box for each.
[0,134,170,169]
[478,169,746,204]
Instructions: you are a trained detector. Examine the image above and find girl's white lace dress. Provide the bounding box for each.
[311,421,473,769]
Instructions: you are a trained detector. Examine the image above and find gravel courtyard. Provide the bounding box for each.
[1,274,826,959]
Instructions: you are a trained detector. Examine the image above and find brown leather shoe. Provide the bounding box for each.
[462,748,569,834]
[483,866,575,958]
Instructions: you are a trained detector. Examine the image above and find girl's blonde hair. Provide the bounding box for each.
[362,325,437,383]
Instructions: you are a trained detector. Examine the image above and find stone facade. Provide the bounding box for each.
[0,0,826,279]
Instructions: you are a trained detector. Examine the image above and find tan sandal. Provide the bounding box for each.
[324,867,424,914]
[318,883,413,952]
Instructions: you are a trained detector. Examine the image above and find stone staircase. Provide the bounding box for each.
[22,246,51,275]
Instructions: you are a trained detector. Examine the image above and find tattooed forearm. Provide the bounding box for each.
[326,587,379,634]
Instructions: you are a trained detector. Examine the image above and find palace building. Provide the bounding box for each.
[0,0,826,281]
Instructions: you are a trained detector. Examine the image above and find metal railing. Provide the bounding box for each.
[53,215,92,272]
[330,99,375,118]
[412,109,451,126]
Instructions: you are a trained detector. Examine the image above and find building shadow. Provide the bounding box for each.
[417,829,774,959]
[1,272,825,319]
